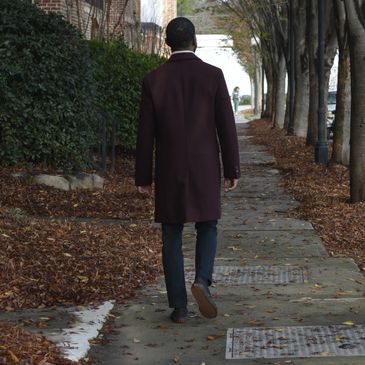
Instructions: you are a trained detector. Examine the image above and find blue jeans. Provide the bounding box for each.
[161,220,218,308]
[233,99,239,113]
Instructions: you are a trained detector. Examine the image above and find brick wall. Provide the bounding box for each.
[108,0,140,43]
[34,0,63,13]
[35,0,175,52]
[35,0,138,41]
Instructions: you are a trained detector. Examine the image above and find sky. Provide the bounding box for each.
[141,0,163,25]
[195,34,252,96]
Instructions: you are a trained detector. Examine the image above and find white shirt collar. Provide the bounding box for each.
[171,50,196,55]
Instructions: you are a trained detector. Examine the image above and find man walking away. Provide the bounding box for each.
[135,17,240,324]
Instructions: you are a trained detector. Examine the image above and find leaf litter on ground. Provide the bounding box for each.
[0,154,154,220]
[0,211,161,310]
[0,153,162,362]
[248,119,365,270]
[0,323,80,364]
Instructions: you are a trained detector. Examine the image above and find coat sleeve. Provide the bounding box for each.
[215,70,241,179]
[135,76,155,186]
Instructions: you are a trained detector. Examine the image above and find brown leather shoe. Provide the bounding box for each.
[191,277,218,318]
[170,307,188,323]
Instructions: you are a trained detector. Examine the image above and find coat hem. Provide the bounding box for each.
[155,214,221,224]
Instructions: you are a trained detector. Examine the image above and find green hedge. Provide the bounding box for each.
[0,0,98,171]
[89,41,164,150]
[0,1,164,170]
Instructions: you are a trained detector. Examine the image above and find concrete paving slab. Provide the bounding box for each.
[222,204,299,217]
[148,257,365,301]
[221,209,286,219]
[226,325,365,359]
[182,232,326,260]
[234,176,284,186]
[89,295,365,365]
[184,265,309,285]
[238,136,252,142]
[209,258,365,300]
[215,230,328,258]
[221,229,324,246]
[237,144,267,152]
[222,196,299,208]
[223,186,288,197]
[240,158,276,166]
[218,217,313,231]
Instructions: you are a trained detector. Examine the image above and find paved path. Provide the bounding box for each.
[89,121,365,364]
[3,117,363,363]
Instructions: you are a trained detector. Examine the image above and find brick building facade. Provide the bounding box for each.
[139,0,176,55]
[34,0,176,54]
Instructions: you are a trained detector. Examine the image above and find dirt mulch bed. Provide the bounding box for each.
[0,209,161,311]
[248,119,365,270]
[0,154,154,220]
[0,323,80,365]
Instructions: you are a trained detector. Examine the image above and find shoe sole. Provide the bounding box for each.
[170,315,187,324]
[191,283,217,319]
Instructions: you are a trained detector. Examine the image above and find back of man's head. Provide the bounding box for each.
[166,17,196,50]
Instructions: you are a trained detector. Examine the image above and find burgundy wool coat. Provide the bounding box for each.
[135,52,240,223]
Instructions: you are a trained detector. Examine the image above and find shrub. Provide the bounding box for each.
[89,41,164,150]
[0,0,98,171]
[241,95,252,105]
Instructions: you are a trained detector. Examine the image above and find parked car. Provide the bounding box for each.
[327,91,336,139]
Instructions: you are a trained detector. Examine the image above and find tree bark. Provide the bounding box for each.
[273,53,286,129]
[292,0,309,137]
[257,58,263,115]
[287,0,296,134]
[284,77,291,130]
[271,69,277,126]
[345,0,365,202]
[331,49,351,165]
[263,61,274,119]
[306,0,319,145]
[305,0,337,146]
[331,0,351,165]
[250,76,255,111]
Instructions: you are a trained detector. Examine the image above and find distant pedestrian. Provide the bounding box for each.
[135,17,240,324]
[232,86,240,115]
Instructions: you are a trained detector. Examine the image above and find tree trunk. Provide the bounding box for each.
[331,0,351,165]
[345,0,365,202]
[284,77,291,130]
[263,61,274,119]
[306,0,319,145]
[273,53,287,129]
[331,49,351,165]
[292,0,309,137]
[261,63,266,118]
[305,0,337,145]
[257,58,263,115]
[250,76,255,111]
[271,69,277,126]
[287,0,296,134]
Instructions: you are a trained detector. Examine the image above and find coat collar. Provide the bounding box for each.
[167,52,201,62]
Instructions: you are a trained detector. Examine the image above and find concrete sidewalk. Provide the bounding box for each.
[89,122,365,364]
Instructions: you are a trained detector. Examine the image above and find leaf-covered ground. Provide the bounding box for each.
[0,323,79,365]
[248,119,365,270]
[0,153,162,362]
[0,211,161,310]
[0,155,154,220]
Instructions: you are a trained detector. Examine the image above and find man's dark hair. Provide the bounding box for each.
[166,17,196,50]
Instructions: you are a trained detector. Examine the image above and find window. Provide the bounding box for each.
[85,0,104,10]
